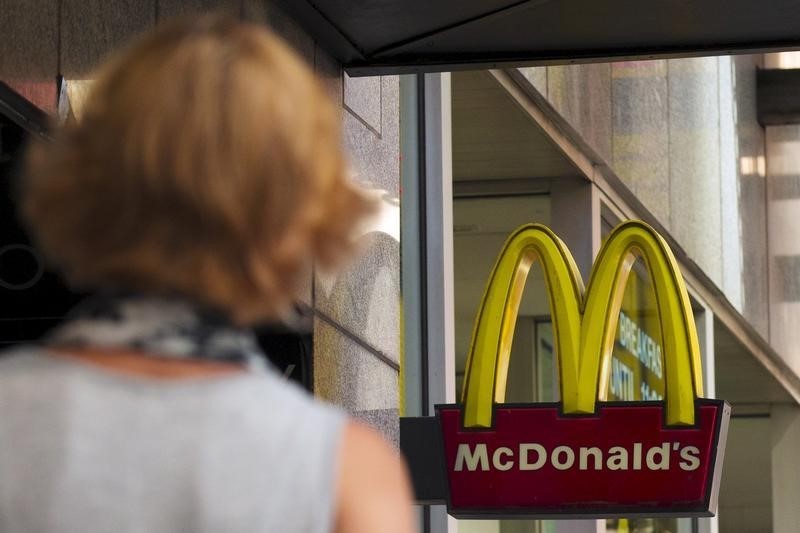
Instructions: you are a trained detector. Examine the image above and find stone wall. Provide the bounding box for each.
[0,0,401,442]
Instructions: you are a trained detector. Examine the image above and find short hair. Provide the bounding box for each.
[23,14,375,324]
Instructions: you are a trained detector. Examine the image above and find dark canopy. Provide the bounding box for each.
[276,0,800,75]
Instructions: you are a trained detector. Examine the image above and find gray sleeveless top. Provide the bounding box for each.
[0,349,346,533]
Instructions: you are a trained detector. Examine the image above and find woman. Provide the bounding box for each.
[0,14,414,533]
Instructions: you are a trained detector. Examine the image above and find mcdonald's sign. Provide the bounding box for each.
[400,220,730,519]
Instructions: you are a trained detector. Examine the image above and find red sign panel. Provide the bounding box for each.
[437,400,730,519]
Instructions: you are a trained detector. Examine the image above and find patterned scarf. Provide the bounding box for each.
[46,292,267,372]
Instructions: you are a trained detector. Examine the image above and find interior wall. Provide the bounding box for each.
[452,195,552,389]
[770,406,800,532]
[718,417,773,533]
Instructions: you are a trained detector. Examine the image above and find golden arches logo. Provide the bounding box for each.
[461,220,704,428]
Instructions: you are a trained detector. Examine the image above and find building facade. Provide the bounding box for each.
[3,2,800,533]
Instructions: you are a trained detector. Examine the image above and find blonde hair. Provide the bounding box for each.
[24,14,375,324]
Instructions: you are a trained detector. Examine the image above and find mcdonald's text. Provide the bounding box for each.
[453,441,701,472]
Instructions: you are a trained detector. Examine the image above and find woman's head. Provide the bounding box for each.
[24,14,375,324]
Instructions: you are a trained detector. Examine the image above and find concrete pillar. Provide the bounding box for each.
[766,125,800,376]
[549,176,601,280]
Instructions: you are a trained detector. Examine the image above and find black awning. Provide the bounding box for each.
[276,0,800,75]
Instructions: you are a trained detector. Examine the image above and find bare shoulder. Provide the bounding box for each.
[340,422,402,470]
[334,421,416,533]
